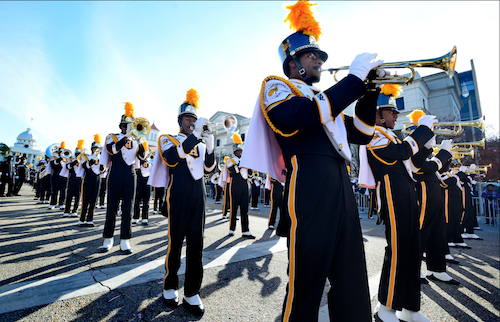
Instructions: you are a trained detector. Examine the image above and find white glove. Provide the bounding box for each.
[373,69,391,89]
[348,53,384,81]
[459,166,467,172]
[125,123,132,138]
[424,136,436,149]
[418,115,438,129]
[470,164,476,169]
[439,139,453,153]
[470,179,477,184]
[193,117,208,139]
[203,132,214,154]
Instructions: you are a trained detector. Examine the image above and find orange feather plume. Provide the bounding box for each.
[61,141,66,149]
[184,89,200,108]
[232,132,243,145]
[142,141,149,151]
[408,110,426,123]
[284,1,322,41]
[94,134,102,144]
[124,102,135,118]
[380,84,403,98]
[77,139,85,149]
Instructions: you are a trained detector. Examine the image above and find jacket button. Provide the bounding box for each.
[331,132,334,136]
[190,168,193,171]
[339,144,343,148]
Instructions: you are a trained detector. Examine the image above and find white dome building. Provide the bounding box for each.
[9,128,44,165]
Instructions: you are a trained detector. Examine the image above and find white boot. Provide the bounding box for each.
[184,294,204,316]
[120,239,133,254]
[396,308,430,322]
[374,302,399,322]
[98,238,113,252]
[447,242,456,247]
[163,289,179,307]
[445,254,455,260]
[427,270,460,285]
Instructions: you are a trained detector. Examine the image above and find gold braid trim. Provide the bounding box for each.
[260,76,302,137]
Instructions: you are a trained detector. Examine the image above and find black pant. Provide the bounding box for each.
[99,177,107,206]
[446,188,464,243]
[229,176,249,232]
[264,188,271,206]
[250,185,260,208]
[80,173,100,222]
[215,184,222,202]
[65,176,82,213]
[154,187,165,212]
[133,175,150,220]
[222,182,231,217]
[12,176,25,195]
[40,176,51,201]
[417,181,447,273]
[164,174,205,297]
[50,175,67,206]
[103,162,135,239]
[281,155,371,321]
[269,182,283,226]
[0,175,13,196]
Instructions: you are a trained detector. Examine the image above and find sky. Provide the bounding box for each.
[1,1,498,154]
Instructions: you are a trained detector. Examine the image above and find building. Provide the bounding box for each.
[209,111,251,163]
[145,122,160,153]
[9,128,44,165]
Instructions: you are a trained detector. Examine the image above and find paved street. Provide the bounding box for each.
[0,185,498,322]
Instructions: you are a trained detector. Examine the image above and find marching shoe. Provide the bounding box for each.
[447,242,457,247]
[426,271,460,285]
[58,205,65,210]
[473,226,482,231]
[77,221,86,227]
[242,231,256,239]
[100,205,106,209]
[118,210,122,215]
[70,212,79,217]
[120,239,133,254]
[374,302,399,322]
[98,238,114,252]
[142,219,148,225]
[183,294,204,317]
[132,219,140,224]
[62,213,71,218]
[44,200,50,204]
[456,242,471,249]
[461,233,469,239]
[268,225,275,230]
[153,210,158,214]
[467,233,483,240]
[420,272,429,284]
[48,205,55,210]
[222,215,229,219]
[228,230,235,236]
[163,289,179,308]
[396,308,430,322]
[36,200,43,204]
[86,221,95,227]
[445,254,460,264]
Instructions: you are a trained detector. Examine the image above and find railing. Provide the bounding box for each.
[355,192,371,215]
[473,197,499,226]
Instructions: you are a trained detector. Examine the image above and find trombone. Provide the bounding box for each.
[321,46,457,85]
[402,117,485,136]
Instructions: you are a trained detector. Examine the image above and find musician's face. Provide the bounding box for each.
[234,149,242,158]
[91,147,97,154]
[119,123,128,134]
[290,51,324,83]
[382,109,398,129]
[181,115,196,135]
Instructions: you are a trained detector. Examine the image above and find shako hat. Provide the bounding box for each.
[232,132,243,152]
[91,134,102,149]
[279,1,328,78]
[377,84,402,113]
[120,102,134,124]
[178,89,199,126]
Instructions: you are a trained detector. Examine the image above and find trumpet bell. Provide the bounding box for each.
[218,161,225,172]
[46,144,60,158]
[130,117,151,140]
[223,115,238,133]
[61,149,73,159]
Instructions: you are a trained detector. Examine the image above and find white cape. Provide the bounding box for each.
[358,145,376,189]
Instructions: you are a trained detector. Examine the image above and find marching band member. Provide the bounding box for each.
[12,156,27,196]
[456,167,482,240]
[78,135,104,227]
[226,133,255,238]
[133,143,152,225]
[98,103,147,253]
[48,142,68,210]
[221,156,231,219]
[240,2,384,320]
[263,174,271,208]
[361,100,436,322]
[211,171,222,204]
[268,176,284,230]
[149,89,215,316]
[249,172,261,211]
[62,140,85,218]
[415,139,460,285]
[153,186,165,215]
[98,167,107,209]
[0,155,14,197]
[38,158,51,204]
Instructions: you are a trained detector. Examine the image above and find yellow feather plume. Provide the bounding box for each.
[124,102,135,118]
[94,134,102,144]
[380,84,403,98]
[284,1,322,41]
[61,141,66,149]
[232,133,243,145]
[77,139,85,149]
[142,141,149,151]
[408,110,426,123]
[184,89,200,108]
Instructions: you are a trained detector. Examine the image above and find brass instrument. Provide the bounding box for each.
[322,46,457,85]
[402,117,485,136]
[45,144,60,158]
[130,117,151,140]
[198,114,238,135]
[76,148,88,163]
[61,149,73,159]
[148,150,156,160]
[218,161,225,172]
[466,164,492,175]
[454,150,474,159]
[452,138,485,152]
[252,170,260,178]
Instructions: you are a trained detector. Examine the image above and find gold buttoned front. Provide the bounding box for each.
[339,144,343,148]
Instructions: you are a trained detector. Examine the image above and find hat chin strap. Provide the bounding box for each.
[293,56,311,84]
[377,109,388,128]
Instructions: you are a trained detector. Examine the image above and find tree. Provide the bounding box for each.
[477,134,499,181]
[0,143,10,158]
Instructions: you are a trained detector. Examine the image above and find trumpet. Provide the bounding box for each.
[454,150,475,159]
[130,117,151,140]
[194,114,238,135]
[322,46,457,85]
[462,164,492,175]
[452,138,485,152]
[402,117,485,136]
